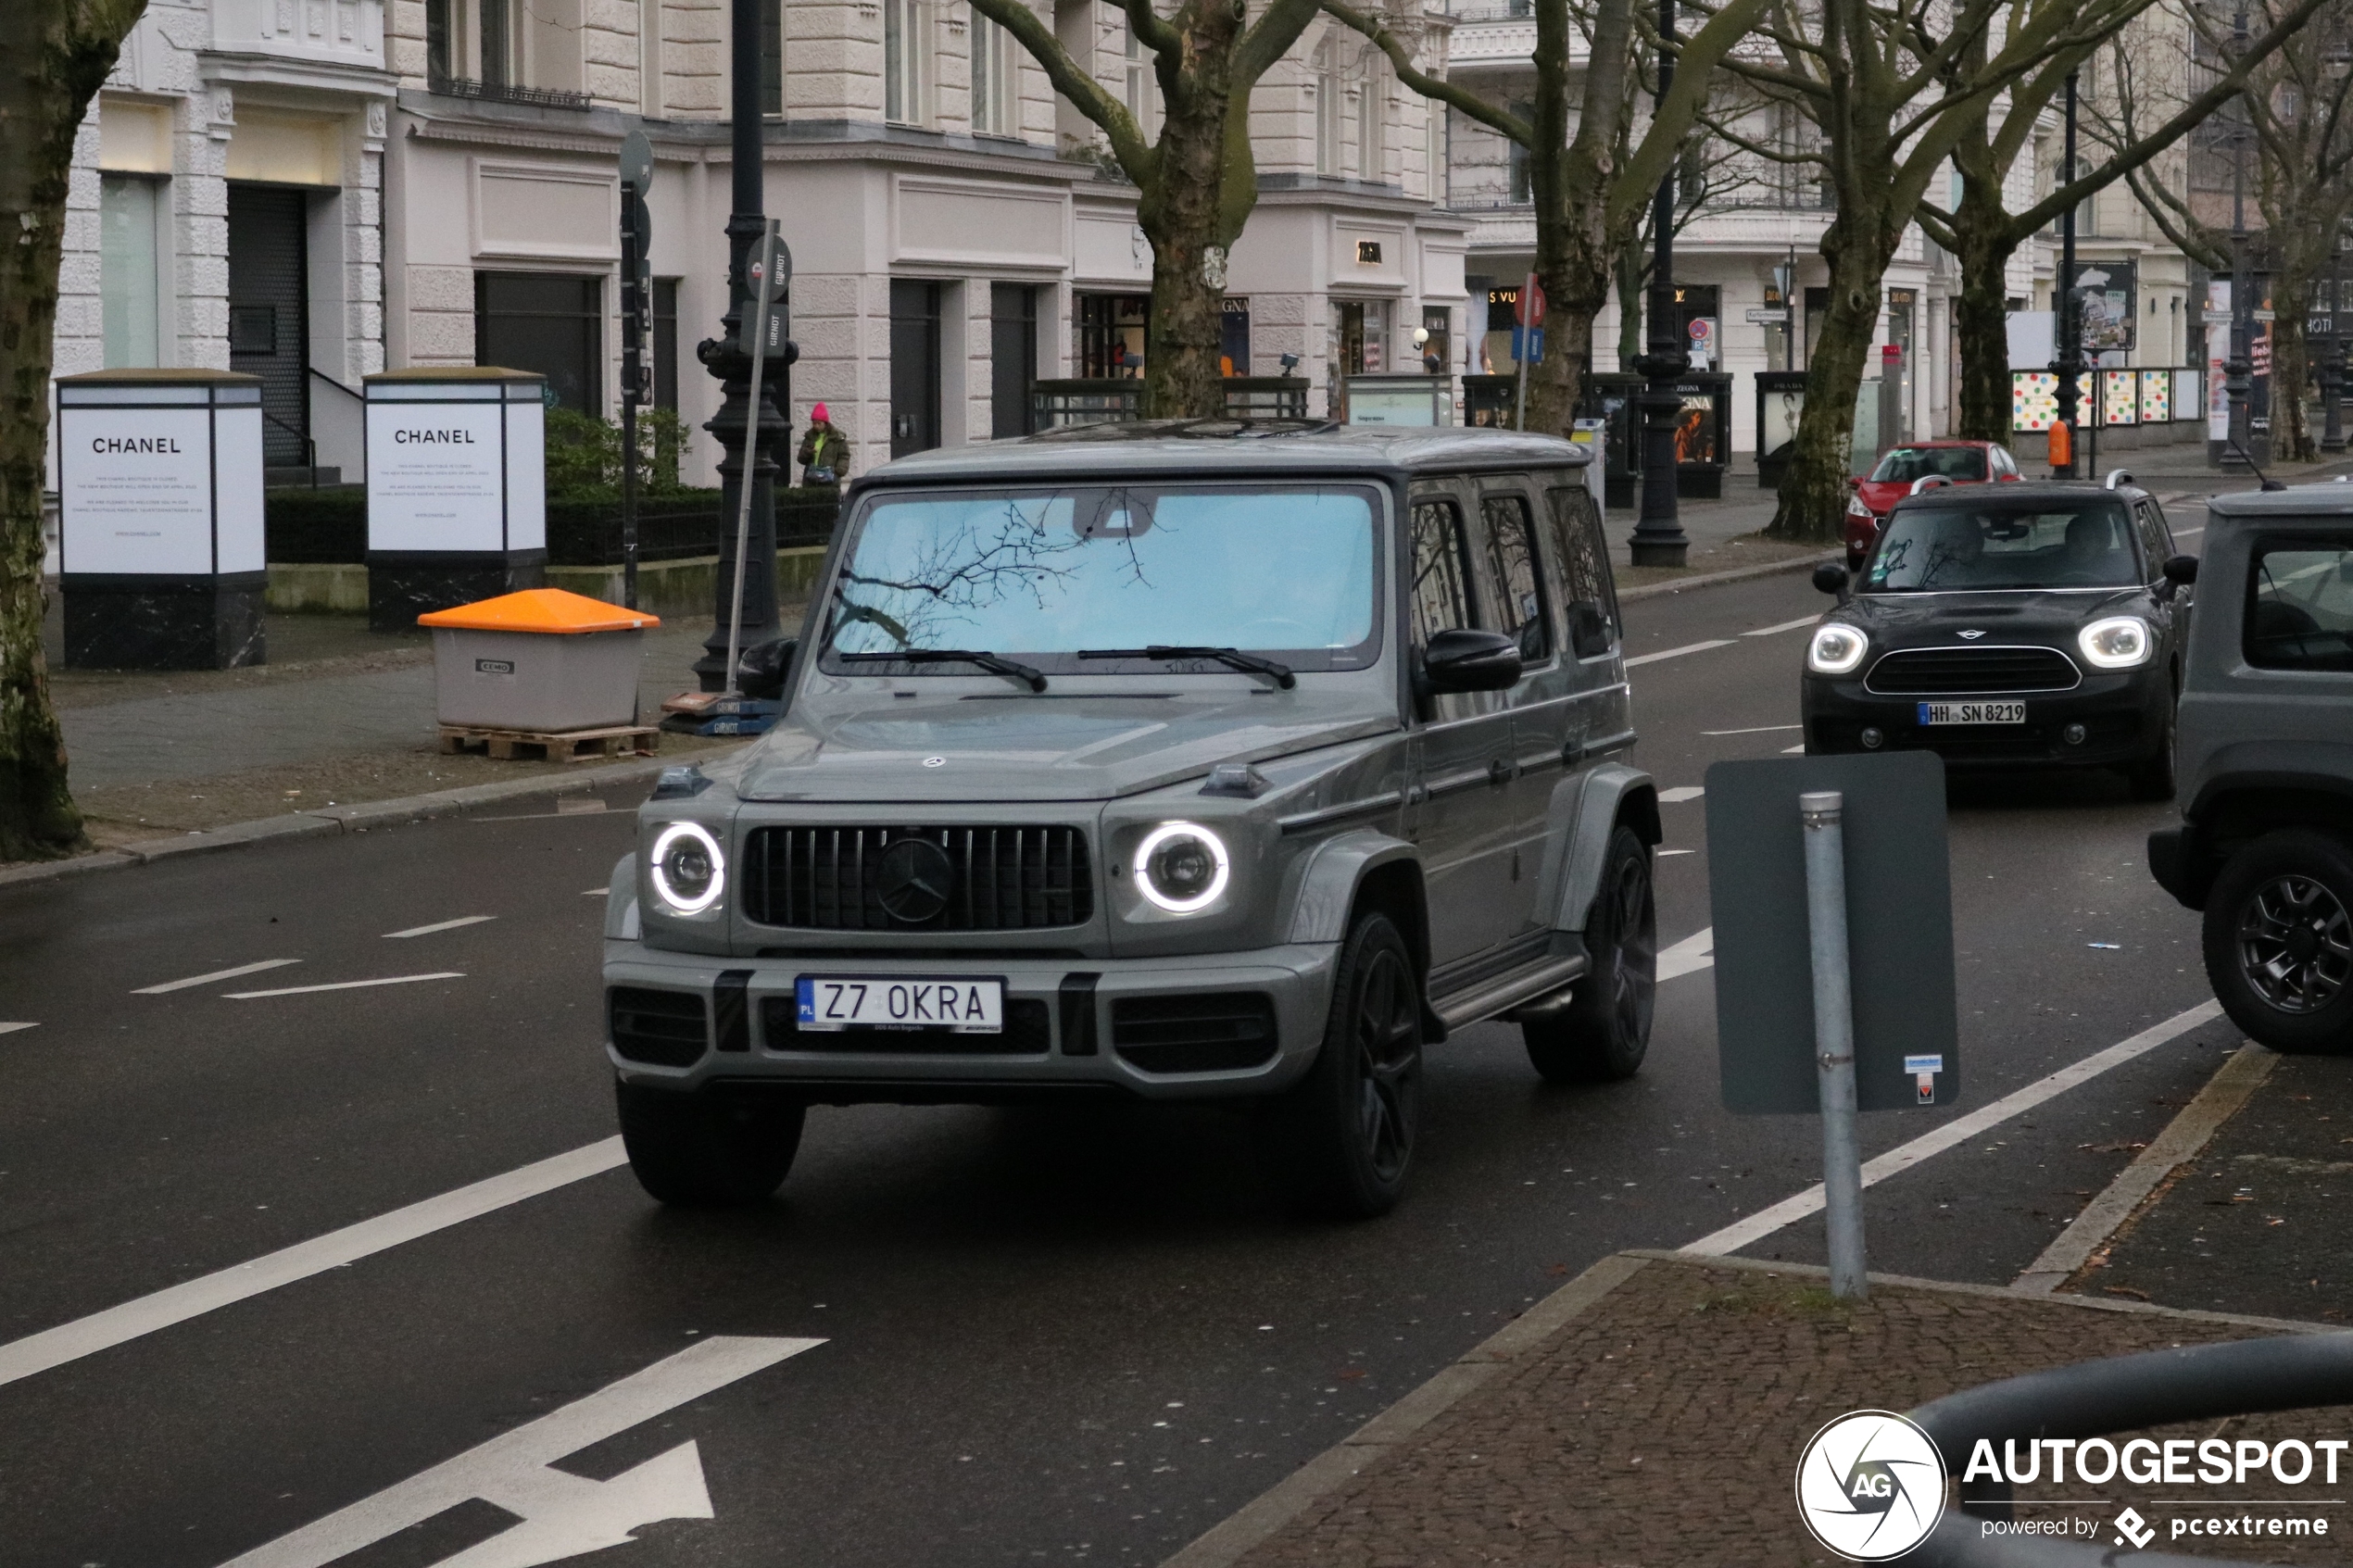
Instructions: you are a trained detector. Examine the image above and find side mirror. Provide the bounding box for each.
[737,636,798,702]
[1567,600,1612,659]
[1813,562,1851,596]
[1423,627,1523,693]
[2163,555,2199,586]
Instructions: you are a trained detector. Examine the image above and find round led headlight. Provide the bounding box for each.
[2078,616,2152,670]
[1134,822,1230,914]
[1807,622,1869,675]
[648,821,726,915]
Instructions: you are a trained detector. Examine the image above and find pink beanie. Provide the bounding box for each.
[811,402,830,423]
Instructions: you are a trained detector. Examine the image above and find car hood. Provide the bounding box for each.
[736,688,1401,802]
[1836,586,2146,649]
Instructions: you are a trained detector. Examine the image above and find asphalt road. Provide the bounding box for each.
[0,559,2247,1568]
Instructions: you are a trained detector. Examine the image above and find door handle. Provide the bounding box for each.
[1488,757,1515,787]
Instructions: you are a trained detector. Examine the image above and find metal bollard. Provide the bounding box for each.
[1801,789,1868,1299]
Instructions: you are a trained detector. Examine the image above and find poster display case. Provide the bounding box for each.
[364,368,548,633]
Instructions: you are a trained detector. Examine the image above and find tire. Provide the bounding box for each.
[616,1079,806,1206]
[2124,693,2177,801]
[2202,830,2353,1054]
[1525,823,1656,1083]
[1271,911,1424,1218]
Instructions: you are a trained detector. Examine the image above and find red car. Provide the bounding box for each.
[1844,440,2025,568]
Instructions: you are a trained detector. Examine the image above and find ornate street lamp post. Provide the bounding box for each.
[2223,6,2256,470]
[692,0,795,690]
[1628,0,1690,568]
[2051,69,2082,479]
[2322,238,2347,455]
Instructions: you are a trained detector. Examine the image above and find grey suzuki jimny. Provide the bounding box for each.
[601,423,1660,1216]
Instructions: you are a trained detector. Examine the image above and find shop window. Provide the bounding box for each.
[100,173,162,370]
[652,277,679,412]
[1337,299,1390,375]
[991,282,1037,438]
[476,271,602,415]
[1077,293,1149,378]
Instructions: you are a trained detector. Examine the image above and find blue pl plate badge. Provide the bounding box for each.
[1904,1054,1944,1105]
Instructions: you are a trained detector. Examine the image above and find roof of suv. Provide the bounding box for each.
[1892,478,2150,508]
[2208,480,2353,517]
[856,420,1592,487]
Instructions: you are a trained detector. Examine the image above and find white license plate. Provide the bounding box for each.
[795,976,1004,1033]
[1917,701,2026,725]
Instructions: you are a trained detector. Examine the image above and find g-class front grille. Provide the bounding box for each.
[742,825,1094,931]
[1863,646,2082,695]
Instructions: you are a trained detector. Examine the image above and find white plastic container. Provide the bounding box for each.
[419,589,658,732]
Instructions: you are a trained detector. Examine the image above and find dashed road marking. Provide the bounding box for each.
[1782,743,1807,753]
[1657,786,1705,803]
[226,972,464,999]
[1657,848,1695,857]
[584,888,611,897]
[132,959,301,996]
[1743,616,1820,636]
[1702,724,1803,736]
[0,1022,37,1035]
[1624,638,1736,668]
[1658,927,1715,981]
[1679,998,2227,1259]
[383,915,497,939]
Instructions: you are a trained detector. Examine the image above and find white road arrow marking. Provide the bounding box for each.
[218,1336,822,1568]
[1657,927,1714,981]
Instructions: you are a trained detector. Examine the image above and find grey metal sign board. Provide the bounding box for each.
[1705,752,1959,1114]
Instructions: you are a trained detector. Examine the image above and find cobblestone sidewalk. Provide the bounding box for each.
[1183,1252,2347,1568]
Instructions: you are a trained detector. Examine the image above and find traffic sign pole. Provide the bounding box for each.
[1801,789,1869,1300]
[617,130,654,612]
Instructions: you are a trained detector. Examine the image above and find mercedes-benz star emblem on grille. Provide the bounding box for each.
[922,756,947,768]
[876,838,955,923]
[1957,630,1986,639]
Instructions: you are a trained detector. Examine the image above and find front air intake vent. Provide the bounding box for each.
[1111,993,1278,1073]
[610,987,708,1067]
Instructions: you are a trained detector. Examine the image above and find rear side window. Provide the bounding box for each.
[1409,498,1475,646]
[2137,502,2174,570]
[1478,493,1551,661]
[2246,545,2353,671]
[1545,486,1617,638]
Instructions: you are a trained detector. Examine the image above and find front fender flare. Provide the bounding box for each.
[1549,763,1658,932]
[1285,827,1421,946]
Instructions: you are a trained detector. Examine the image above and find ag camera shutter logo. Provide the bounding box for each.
[1795,1410,1947,1560]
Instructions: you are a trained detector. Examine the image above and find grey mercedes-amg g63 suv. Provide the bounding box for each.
[602,423,1660,1216]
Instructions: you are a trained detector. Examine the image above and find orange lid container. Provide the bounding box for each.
[417,588,660,634]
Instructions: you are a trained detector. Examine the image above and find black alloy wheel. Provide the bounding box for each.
[1526,823,1656,1082]
[2203,830,2353,1054]
[1274,910,1423,1217]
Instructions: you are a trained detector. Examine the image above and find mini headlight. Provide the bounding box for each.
[1135,822,1229,913]
[1845,492,1874,520]
[2077,616,2152,670]
[648,821,726,915]
[1807,622,1869,674]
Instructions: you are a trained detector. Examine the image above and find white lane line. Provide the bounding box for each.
[1658,848,1695,857]
[583,888,610,897]
[1658,785,1705,803]
[227,972,464,999]
[0,1022,37,1035]
[1782,743,1807,753]
[1658,926,1715,980]
[1678,998,2226,1260]
[0,1137,626,1390]
[132,959,301,996]
[220,1336,822,1568]
[1625,638,1736,668]
[383,915,497,939]
[1743,615,1820,637]
[1702,724,1803,736]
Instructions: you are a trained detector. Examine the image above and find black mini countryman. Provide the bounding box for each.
[1802,474,2198,797]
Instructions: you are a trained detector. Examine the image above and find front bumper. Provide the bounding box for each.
[602,939,1340,1102]
[1802,667,2167,767]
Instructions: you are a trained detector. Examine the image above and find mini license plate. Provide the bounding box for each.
[1917,700,2026,725]
[795,976,1004,1033]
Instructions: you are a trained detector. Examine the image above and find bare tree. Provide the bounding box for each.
[1707,0,2173,544]
[969,0,1324,420]
[1319,0,1768,435]
[1915,0,2328,441]
[1612,125,1756,367]
[1,0,148,862]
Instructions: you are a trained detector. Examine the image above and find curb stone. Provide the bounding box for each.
[0,750,732,891]
[1617,548,1841,603]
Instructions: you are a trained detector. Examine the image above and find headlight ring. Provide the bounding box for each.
[1808,622,1869,675]
[1134,822,1230,914]
[2077,616,2152,670]
[649,821,727,915]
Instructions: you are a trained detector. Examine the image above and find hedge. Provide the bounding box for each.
[262,485,840,566]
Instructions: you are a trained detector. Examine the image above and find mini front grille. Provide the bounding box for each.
[742,826,1093,931]
[760,995,1052,1054]
[1863,646,2082,696]
[1111,993,1279,1073]
[610,987,708,1067]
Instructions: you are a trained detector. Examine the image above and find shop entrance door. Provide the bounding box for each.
[227,184,310,468]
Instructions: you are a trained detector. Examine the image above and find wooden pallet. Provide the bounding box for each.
[437,722,661,763]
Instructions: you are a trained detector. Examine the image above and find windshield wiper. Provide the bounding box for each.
[1078,646,1297,689]
[838,648,1048,692]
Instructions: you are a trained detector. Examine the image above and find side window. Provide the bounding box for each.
[2138,501,2175,571]
[1545,486,1618,647]
[1478,492,1551,661]
[1408,497,1475,646]
[2246,544,2353,671]
[1991,446,2014,478]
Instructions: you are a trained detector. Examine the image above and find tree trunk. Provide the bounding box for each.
[2271,285,2314,464]
[1615,244,1642,370]
[1767,215,1895,544]
[1135,56,1238,420]
[1,0,144,861]
[1949,181,2019,442]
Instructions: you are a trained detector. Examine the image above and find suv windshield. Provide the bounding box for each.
[1869,446,1986,483]
[1864,500,2141,592]
[821,484,1382,672]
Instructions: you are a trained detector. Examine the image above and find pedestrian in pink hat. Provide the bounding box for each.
[797,402,849,492]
